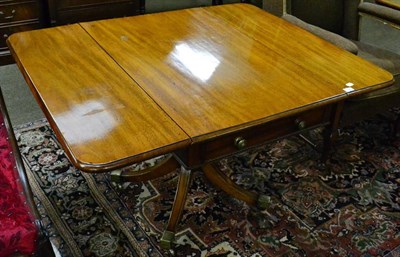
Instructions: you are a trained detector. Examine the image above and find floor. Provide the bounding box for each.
[0,4,399,127]
[0,64,45,126]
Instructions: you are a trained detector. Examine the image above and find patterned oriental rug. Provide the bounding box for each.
[15,115,400,257]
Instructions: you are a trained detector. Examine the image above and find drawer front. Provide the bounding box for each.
[0,21,40,49]
[56,2,140,24]
[56,0,136,10]
[0,1,39,23]
[197,106,332,164]
[0,49,15,65]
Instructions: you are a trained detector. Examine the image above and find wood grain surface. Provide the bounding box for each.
[7,25,190,172]
[81,3,393,142]
[7,4,394,171]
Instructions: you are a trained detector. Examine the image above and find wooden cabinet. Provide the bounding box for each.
[47,0,145,26]
[0,0,144,65]
[0,0,46,65]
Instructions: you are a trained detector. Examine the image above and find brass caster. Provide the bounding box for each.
[111,181,123,190]
[110,170,123,190]
[110,170,123,183]
[160,230,175,250]
[257,195,271,210]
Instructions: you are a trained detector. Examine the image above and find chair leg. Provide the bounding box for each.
[393,114,400,138]
[35,236,55,257]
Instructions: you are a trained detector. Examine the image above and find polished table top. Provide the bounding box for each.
[8,4,393,172]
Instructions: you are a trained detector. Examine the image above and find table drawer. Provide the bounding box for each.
[55,0,136,10]
[0,21,40,49]
[0,1,39,23]
[198,106,332,163]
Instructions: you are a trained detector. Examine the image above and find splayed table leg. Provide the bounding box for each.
[203,162,271,210]
[110,154,179,185]
[160,167,192,251]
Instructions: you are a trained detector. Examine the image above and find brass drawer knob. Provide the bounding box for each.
[234,137,247,149]
[295,119,306,130]
[0,9,15,20]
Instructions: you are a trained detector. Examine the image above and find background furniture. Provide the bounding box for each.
[212,0,249,5]
[0,88,55,257]
[376,0,400,10]
[46,0,145,26]
[0,0,145,65]
[1,0,255,66]
[278,0,400,131]
[0,0,47,65]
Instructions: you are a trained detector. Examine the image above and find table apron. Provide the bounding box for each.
[175,104,334,168]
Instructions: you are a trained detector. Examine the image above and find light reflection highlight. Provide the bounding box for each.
[170,43,220,82]
[56,100,117,145]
